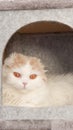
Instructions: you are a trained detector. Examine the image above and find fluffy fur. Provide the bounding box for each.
[3,53,73,107]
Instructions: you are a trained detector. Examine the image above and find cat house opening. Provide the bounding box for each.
[3,21,73,73]
[18,21,73,34]
[2,21,73,107]
[3,21,73,62]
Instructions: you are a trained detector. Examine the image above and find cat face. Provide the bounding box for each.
[3,53,47,90]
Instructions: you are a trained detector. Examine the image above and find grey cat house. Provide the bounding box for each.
[0,0,73,129]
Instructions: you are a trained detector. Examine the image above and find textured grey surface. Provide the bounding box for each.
[51,120,73,130]
[1,120,73,130]
[0,9,73,121]
[0,0,73,10]
[0,120,51,130]
[1,106,73,120]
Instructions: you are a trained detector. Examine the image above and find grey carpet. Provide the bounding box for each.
[0,120,51,130]
[1,120,73,130]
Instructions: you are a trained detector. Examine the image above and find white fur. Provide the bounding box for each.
[3,62,73,107]
[3,62,49,107]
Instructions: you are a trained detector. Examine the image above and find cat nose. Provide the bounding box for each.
[23,82,27,87]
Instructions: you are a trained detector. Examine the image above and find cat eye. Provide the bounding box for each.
[30,74,37,79]
[13,72,21,78]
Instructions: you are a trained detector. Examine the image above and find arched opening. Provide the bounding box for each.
[3,21,73,74]
[2,21,73,107]
[18,21,73,33]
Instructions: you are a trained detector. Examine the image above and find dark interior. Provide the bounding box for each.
[3,21,73,74]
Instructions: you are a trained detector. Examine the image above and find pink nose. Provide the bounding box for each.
[23,82,27,87]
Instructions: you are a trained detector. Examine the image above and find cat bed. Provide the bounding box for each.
[0,4,73,129]
[2,21,73,107]
[0,0,73,10]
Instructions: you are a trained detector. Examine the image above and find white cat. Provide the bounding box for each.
[3,53,73,107]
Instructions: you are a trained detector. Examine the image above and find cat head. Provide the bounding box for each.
[3,53,47,90]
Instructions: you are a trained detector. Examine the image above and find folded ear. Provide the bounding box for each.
[3,53,17,68]
[3,56,12,68]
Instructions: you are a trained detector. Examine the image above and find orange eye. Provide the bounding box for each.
[13,72,21,78]
[30,74,37,79]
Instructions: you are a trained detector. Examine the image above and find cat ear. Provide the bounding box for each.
[3,53,16,68]
[4,57,10,68]
[3,60,11,68]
